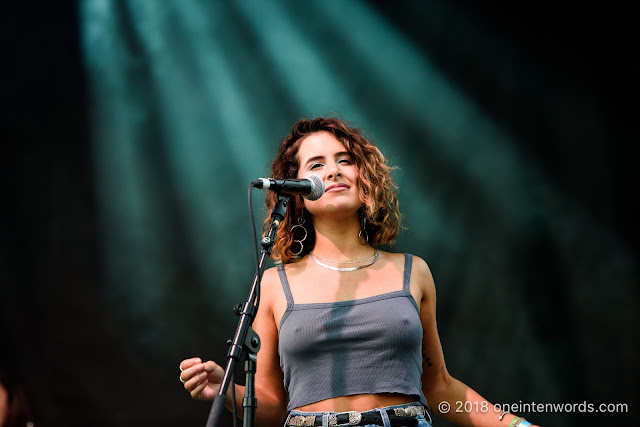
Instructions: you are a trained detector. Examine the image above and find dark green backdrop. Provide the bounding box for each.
[2,1,637,426]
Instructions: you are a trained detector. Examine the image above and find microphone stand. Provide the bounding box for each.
[205,194,291,427]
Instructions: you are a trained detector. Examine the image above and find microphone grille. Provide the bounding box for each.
[304,174,325,200]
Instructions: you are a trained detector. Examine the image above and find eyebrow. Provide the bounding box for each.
[303,151,352,167]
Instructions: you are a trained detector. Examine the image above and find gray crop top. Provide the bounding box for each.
[277,253,428,411]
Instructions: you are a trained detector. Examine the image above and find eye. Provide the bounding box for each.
[309,162,323,170]
[338,157,352,164]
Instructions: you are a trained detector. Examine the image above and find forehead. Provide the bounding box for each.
[297,131,347,162]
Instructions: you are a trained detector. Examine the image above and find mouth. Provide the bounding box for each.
[325,183,350,192]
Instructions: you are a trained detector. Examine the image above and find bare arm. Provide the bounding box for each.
[414,256,539,427]
[180,267,288,427]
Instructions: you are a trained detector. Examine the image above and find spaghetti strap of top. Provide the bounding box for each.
[402,252,413,291]
[276,253,413,305]
[276,263,294,305]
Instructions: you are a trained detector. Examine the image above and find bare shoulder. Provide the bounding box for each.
[378,250,407,269]
[409,254,436,300]
[261,265,281,283]
[410,255,434,280]
[260,265,282,297]
[380,252,432,277]
[258,264,291,324]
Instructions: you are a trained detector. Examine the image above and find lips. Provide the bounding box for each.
[325,183,350,192]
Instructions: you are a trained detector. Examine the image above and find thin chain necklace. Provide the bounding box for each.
[311,249,378,264]
[309,249,379,272]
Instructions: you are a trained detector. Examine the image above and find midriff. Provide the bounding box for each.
[295,393,416,412]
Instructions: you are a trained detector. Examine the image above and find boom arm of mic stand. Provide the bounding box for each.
[205,195,290,427]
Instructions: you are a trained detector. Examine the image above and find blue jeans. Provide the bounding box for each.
[284,401,433,427]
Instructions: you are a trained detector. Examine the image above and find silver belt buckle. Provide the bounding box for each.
[330,410,362,426]
[393,405,425,417]
[288,415,316,426]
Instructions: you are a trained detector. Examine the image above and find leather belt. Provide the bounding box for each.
[287,405,424,426]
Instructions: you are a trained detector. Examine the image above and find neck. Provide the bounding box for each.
[311,215,371,261]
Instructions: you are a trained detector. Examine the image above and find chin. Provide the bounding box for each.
[312,203,361,216]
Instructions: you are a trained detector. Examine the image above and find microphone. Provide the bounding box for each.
[252,174,325,200]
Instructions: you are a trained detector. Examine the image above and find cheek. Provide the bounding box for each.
[350,165,360,180]
[296,168,315,179]
[350,168,360,187]
[352,169,364,202]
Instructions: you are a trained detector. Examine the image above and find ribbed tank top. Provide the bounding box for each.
[277,253,428,411]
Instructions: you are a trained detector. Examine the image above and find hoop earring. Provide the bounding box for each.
[290,210,307,256]
[359,216,369,244]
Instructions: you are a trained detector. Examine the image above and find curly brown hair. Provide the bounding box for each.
[264,117,401,264]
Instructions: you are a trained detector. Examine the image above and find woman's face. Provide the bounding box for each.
[296,131,361,216]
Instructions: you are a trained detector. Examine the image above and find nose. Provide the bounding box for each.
[326,158,344,179]
[326,167,342,179]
